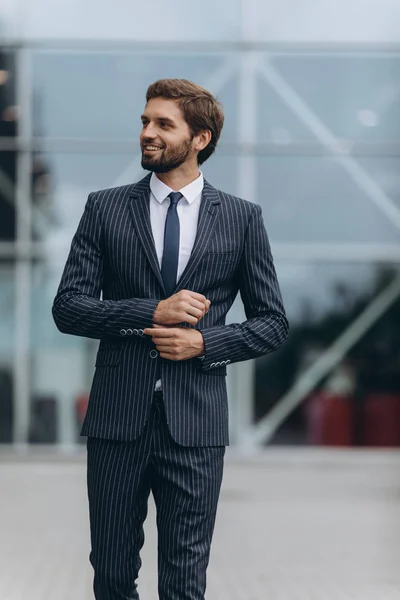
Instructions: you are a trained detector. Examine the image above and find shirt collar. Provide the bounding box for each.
[150,171,204,205]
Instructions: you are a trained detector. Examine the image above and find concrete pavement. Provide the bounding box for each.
[0,447,399,600]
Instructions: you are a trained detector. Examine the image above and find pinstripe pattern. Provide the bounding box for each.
[53,173,288,600]
[87,393,224,600]
[52,173,288,446]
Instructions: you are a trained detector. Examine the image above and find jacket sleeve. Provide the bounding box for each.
[198,204,289,370]
[52,192,159,339]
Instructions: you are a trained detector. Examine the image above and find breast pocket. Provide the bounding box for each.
[197,251,238,283]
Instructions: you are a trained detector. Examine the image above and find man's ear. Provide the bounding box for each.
[194,130,212,152]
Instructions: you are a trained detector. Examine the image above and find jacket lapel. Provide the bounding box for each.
[175,180,221,292]
[128,176,221,296]
[128,175,167,294]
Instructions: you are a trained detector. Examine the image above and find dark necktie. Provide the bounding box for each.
[161,192,183,297]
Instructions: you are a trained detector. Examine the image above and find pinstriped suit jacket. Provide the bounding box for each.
[52,174,288,446]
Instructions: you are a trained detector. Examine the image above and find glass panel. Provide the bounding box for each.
[266,54,400,143]
[30,259,95,444]
[33,51,238,141]
[255,262,400,445]
[0,261,15,443]
[23,0,241,41]
[358,157,400,210]
[241,0,400,43]
[0,1,21,39]
[257,70,314,144]
[256,156,400,243]
[32,152,139,241]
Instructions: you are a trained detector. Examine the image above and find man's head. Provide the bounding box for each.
[140,79,224,173]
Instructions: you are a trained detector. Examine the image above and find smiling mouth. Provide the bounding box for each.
[142,145,164,153]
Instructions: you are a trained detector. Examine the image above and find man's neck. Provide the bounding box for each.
[155,165,201,191]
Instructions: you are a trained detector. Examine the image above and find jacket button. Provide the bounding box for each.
[133,329,138,335]
[126,329,133,336]
[120,329,127,336]
[150,350,158,359]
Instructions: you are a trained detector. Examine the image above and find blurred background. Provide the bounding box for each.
[0,0,400,451]
[1,3,400,600]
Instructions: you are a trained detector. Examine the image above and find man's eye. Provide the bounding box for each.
[160,122,168,128]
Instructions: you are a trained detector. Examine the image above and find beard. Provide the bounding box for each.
[141,136,194,173]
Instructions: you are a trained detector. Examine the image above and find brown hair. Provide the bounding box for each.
[146,79,224,165]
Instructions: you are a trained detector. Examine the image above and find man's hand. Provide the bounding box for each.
[144,326,205,361]
[153,290,211,326]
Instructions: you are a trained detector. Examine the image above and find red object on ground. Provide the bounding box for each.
[363,393,400,447]
[76,394,89,424]
[305,392,354,446]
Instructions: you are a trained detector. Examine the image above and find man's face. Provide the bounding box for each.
[140,97,195,173]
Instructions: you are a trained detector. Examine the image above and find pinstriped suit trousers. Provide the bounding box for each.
[87,393,225,600]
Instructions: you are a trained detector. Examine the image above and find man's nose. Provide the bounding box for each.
[141,123,157,139]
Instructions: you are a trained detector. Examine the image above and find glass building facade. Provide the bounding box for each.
[1,0,399,446]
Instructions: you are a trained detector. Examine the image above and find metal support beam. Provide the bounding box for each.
[12,47,32,447]
[230,44,262,442]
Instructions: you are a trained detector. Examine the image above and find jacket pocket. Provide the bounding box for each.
[202,365,227,377]
[95,348,121,367]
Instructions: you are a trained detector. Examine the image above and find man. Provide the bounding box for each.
[52,79,288,600]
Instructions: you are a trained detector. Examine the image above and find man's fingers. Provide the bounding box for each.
[187,298,208,310]
[182,290,208,303]
[153,340,173,348]
[186,300,211,321]
[188,300,211,315]
[159,352,179,360]
[144,328,177,337]
[186,306,204,318]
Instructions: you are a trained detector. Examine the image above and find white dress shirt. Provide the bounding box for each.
[149,171,204,390]
[150,171,204,279]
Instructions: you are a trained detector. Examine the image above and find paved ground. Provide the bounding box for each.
[0,447,400,600]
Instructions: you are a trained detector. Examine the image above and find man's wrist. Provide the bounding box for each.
[194,330,205,358]
[152,301,164,324]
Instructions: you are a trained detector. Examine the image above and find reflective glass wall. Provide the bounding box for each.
[1,0,400,446]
